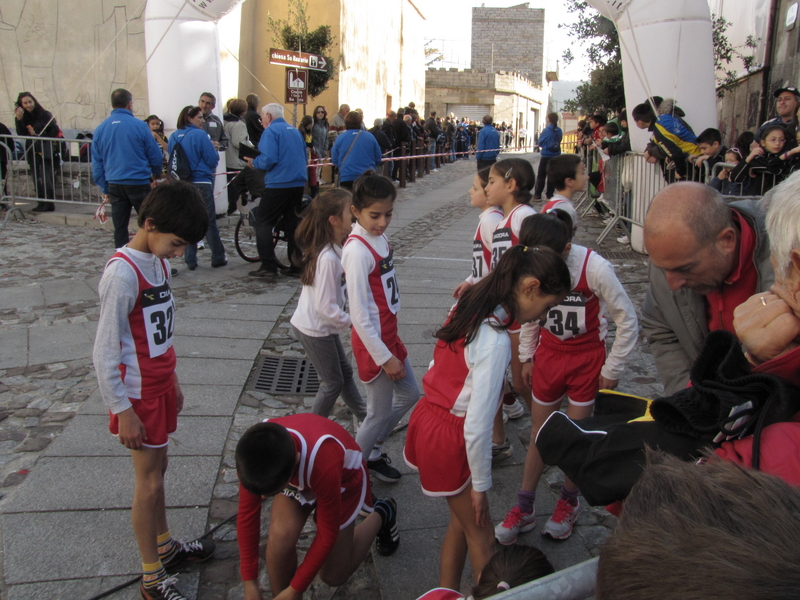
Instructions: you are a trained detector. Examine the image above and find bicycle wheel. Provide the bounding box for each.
[272,226,290,270]
[235,216,261,262]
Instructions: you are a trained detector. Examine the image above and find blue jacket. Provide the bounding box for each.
[253,117,307,188]
[538,123,563,158]
[476,125,500,160]
[167,125,219,184]
[92,108,163,193]
[331,130,382,182]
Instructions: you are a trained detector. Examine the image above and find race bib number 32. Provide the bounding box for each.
[141,282,175,358]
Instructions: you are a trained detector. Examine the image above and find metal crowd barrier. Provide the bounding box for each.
[2,134,102,209]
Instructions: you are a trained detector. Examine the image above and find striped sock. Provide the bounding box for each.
[157,531,177,564]
[142,561,166,588]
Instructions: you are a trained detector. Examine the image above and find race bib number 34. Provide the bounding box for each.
[141,282,175,358]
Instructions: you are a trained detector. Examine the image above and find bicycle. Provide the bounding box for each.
[234,195,311,268]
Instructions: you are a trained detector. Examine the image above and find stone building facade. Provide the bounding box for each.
[471,3,546,88]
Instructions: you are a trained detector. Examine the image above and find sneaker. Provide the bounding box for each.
[374,497,400,556]
[542,498,580,540]
[211,260,227,268]
[616,235,630,245]
[495,506,536,545]
[170,268,178,277]
[491,437,513,464]
[161,537,216,570]
[367,454,402,483]
[140,576,188,600]
[503,398,525,420]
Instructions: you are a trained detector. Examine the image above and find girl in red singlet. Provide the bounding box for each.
[341,171,420,483]
[404,244,569,590]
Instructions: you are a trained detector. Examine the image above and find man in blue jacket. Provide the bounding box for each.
[244,103,308,278]
[92,88,164,249]
[476,115,500,171]
[534,112,563,200]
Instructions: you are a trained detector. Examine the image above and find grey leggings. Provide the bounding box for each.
[292,325,367,421]
[355,357,420,461]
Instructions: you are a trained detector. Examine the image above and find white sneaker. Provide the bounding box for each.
[495,506,536,545]
[503,398,525,419]
[431,168,439,172]
[542,498,580,540]
[617,235,630,244]
[197,240,206,249]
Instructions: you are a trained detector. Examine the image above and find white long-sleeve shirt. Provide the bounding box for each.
[341,222,395,367]
[518,244,638,381]
[290,244,351,337]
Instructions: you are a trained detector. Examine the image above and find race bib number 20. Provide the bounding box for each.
[379,254,401,314]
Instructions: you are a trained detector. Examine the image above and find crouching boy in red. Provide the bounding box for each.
[93,183,215,600]
[236,414,399,600]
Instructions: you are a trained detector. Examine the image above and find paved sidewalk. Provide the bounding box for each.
[0,155,660,600]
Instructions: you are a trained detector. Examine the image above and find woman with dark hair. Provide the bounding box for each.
[330,111,382,189]
[167,105,227,270]
[14,92,61,211]
[223,98,251,215]
[244,93,264,145]
[299,114,319,197]
[312,105,330,184]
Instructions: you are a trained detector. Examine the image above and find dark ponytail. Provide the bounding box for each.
[472,545,554,599]
[436,244,570,344]
[519,210,573,255]
[352,170,396,210]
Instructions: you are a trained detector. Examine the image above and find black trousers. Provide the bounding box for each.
[477,158,496,171]
[254,186,304,272]
[535,155,556,199]
[108,183,151,249]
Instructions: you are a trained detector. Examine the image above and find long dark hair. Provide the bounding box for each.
[294,189,352,286]
[436,245,570,344]
[519,211,574,255]
[145,115,165,135]
[15,92,45,116]
[299,115,314,134]
[313,105,328,126]
[352,170,396,210]
[176,105,202,130]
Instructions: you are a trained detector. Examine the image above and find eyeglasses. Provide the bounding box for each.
[316,110,325,114]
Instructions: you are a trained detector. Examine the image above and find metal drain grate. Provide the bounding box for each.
[602,251,645,260]
[249,355,320,396]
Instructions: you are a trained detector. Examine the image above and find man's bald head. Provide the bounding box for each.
[645,182,733,246]
[644,182,738,294]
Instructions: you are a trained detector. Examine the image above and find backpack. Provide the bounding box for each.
[168,138,192,181]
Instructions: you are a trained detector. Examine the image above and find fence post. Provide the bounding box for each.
[417,139,424,179]
[399,143,407,188]
[408,141,415,184]
[424,139,430,175]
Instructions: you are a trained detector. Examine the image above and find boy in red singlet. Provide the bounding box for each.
[93,183,214,600]
[236,414,399,600]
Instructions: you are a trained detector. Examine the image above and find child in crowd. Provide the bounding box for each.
[632,101,700,180]
[495,210,638,544]
[290,189,367,421]
[709,147,748,196]
[541,154,587,227]
[342,171,420,481]
[452,167,526,449]
[601,122,621,145]
[486,159,538,412]
[415,545,555,600]
[404,245,570,590]
[690,127,727,180]
[731,123,796,195]
[453,168,503,297]
[92,183,214,600]
[236,414,399,600]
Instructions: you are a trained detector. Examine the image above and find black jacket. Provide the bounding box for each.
[244,109,264,146]
[369,126,392,154]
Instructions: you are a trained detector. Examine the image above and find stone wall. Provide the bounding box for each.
[0,0,149,131]
[470,3,545,87]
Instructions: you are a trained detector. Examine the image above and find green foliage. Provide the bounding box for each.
[560,0,623,116]
[267,0,337,99]
[712,14,760,98]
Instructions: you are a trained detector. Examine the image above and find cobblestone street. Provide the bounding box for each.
[0,154,661,600]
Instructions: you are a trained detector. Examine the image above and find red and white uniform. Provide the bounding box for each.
[466,207,504,284]
[520,244,638,405]
[342,223,407,382]
[490,203,537,271]
[405,307,511,496]
[237,414,373,594]
[542,193,578,228]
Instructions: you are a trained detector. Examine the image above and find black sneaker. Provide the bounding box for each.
[161,538,216,570]
[374,497,400,556]
[140,576,188,600]
[248,267,278,278]
[367,453,402,483]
